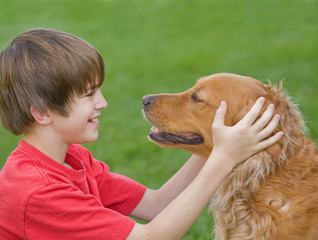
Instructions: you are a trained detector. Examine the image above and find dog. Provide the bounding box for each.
[142,73,318,240]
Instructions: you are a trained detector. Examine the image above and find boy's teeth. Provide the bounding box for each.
[90,117,98,122]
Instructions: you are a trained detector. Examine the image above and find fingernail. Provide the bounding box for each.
[268,103,274,110]
[259,97,265,102]
[219,101,225,107]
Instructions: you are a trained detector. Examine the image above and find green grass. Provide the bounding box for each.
[0,0,317,239]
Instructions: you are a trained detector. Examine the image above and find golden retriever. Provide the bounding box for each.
[142,73,318,240]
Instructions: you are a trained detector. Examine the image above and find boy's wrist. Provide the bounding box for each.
[207,149,236,174]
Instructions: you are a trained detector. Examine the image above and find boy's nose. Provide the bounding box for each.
[96,89,107,109]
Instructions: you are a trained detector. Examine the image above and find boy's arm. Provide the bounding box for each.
[129,150,234,240]
[130,154,205,221]
[127,98,283,240]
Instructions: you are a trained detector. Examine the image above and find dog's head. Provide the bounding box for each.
[143,73,305,161]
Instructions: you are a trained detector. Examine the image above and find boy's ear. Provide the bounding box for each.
[30,106,52,125]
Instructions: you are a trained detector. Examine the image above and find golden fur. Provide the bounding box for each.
[142,73,318,240]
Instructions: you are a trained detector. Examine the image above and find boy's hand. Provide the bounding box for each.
[210,97,283,169]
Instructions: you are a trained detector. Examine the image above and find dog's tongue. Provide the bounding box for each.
[149,126,204,145]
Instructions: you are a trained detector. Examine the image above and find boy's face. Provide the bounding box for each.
[49,88,107,145]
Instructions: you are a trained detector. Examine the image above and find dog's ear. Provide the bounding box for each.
[263,82,305,160]
[231,80,272,125]
[236,81,305,160]
[232,85,284,159]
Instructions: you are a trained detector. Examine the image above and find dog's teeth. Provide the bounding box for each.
[151,126,160,133]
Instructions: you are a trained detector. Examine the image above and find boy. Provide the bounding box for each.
[0,28,283,239]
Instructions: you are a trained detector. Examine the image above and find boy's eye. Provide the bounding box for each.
[86,90,96,97]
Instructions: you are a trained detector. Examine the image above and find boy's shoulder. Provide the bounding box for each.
[0,141,102,237]
[0,140,52,217]
[0,141,92,191]
[0,141,97,208]
[1,140,56,189]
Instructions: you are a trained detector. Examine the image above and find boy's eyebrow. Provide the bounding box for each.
[87,86,95,91]
[89,77,103,90]
[87,83,98,91]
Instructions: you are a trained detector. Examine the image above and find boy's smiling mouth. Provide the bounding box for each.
[88,114,100,123]
[89,117,98,123]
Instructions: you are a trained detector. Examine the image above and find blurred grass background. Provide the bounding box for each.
[0,0,317,239]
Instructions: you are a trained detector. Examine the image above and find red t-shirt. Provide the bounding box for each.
[0,140,146,240]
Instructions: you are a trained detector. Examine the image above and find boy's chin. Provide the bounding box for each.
[77,134,99,144]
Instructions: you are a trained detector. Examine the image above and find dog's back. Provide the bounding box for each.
[210,76,318,240]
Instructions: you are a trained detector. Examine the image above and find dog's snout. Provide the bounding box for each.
[142,95,153,108]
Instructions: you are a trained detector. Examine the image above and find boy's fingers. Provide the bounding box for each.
[257,114,281,140]
[212,101,227,128]
[253,104,275,131]
[256,131,284,152]
[241,97,265,126]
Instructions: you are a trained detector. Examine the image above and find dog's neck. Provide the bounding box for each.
[210,151,279,239]
[217,151,277,198]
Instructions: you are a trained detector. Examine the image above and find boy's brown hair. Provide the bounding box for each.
[0,28,105,135]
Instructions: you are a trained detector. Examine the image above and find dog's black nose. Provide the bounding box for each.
[142,95,153,108]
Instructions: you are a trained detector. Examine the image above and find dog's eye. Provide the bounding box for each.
[191,93,202,103]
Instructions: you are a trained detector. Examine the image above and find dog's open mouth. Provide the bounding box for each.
[149,127,204,145]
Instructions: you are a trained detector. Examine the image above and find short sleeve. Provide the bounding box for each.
[25,184,136,240]
[92,160,147,215]
[71,145,147,215]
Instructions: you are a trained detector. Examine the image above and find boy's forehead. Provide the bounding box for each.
[83,77,103,92]
[89,77,103,89]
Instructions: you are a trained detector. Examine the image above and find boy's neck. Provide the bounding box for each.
[24,130,69,165]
